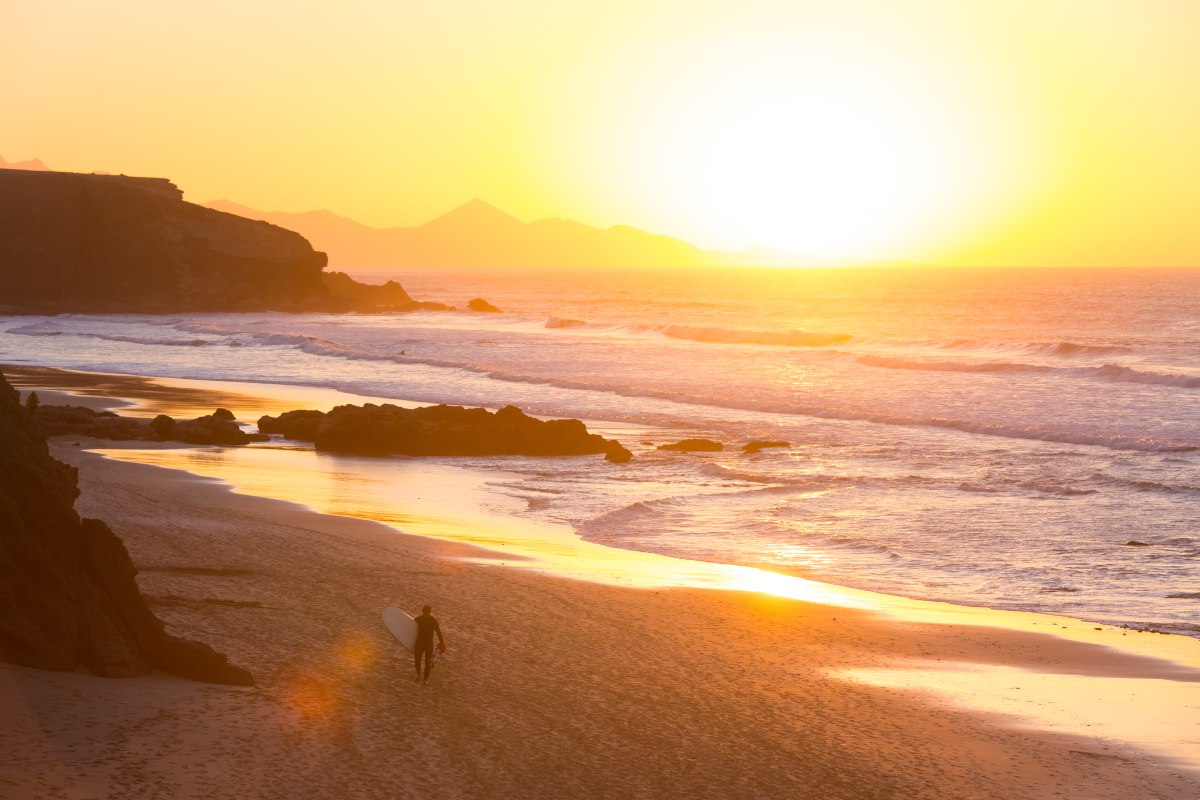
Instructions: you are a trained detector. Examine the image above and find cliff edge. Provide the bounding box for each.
[0,168,332,313]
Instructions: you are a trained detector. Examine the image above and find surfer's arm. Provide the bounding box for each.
[434,620,445,645]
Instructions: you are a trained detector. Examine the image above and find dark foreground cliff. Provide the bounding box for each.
[0,168,433,313]
[0,371,252,684]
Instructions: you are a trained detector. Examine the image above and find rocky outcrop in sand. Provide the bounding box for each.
[259,402,631,461]
[35,404,268,445]
[0,370,252,684]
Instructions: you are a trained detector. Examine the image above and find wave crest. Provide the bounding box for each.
[8,323,211,348]
[539,318,851,347]
[1092,363,1200,389]
[545,317,586,329]
[653,325,851,347]
[859,355,1049,375]
[860,355,1200,388]
[934,339,1118,357]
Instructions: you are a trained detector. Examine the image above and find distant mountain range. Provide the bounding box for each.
[205,199,883,271]
[0,155,52,172]
[0,156,894,269]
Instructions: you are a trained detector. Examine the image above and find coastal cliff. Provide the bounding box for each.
[0,168,330,313]
[0,370,252,684]
[0,168,431,313]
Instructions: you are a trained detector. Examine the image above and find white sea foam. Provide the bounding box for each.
[543,317,853,346]
[859,354,1200,388]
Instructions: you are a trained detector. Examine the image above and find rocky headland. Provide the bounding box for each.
[0,168,433,314]
[0,371,252,684]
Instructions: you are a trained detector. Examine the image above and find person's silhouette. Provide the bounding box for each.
[414,605,446,683]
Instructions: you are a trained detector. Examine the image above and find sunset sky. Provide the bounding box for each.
[4,1,1198,266]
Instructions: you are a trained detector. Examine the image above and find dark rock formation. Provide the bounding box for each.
[35,405,152,441]
[1124,540,1150,547]
[658,439,724,452]
[323,270,412,306]
[742,440,790,454]
[0,169,329,313]
[35,404,268,445]
[150,414,175,439]
[256,409,325,441]
[259,403,628,459]
[603,442,633,463]
[468,298,501,313]
[172,412,269,445]
[0,370,252,684]
[321,271,451,311]
[0,168,442,315]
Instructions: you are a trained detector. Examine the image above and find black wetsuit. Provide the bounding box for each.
[414,613,442,680]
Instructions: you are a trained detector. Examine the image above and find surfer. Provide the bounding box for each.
[414,605,446,683]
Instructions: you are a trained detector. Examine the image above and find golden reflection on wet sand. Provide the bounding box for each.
[838,664,1198,773]
[94,442,1199,772]
[97,445,874,604]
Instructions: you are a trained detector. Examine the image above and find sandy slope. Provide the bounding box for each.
[2,441,1196,800]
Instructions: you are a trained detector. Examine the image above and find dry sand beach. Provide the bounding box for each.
[2,367,1198,800]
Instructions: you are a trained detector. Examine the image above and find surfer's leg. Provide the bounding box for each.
[414,642,432,681]
[420,643,434,682]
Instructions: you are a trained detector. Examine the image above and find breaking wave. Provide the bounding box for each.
[858,355,1049,375]
[1091,363,1200,388]
[645,324,852,348]
[860,355,1200,388]
[545,317,587,329]
[542,318,851,347]
[930,339,1119,357]
[150,322,1199,453]
[9,316,1194,453]
[8,323,211,348]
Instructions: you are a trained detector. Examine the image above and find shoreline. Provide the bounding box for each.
[2,363,1198,797]
[7,363,1198,636]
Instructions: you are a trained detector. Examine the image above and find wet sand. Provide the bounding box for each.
[1,366,1197,799]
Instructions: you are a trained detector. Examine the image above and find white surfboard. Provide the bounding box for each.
[382,607,419,653]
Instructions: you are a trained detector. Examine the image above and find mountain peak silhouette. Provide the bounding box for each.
[0,155,52,172]
[201,198,891,269]
[423,198,521,230]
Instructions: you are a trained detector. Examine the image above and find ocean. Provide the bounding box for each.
[3,267,1198,635]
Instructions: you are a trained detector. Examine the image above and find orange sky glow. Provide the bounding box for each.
[3,1,1198,266]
